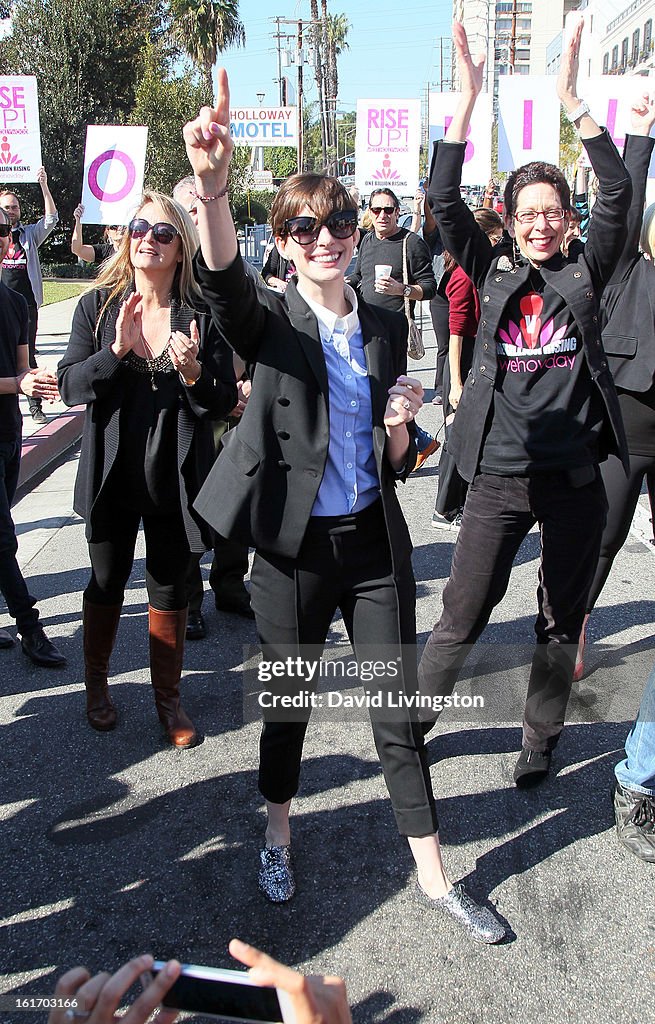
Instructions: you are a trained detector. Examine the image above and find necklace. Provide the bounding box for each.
[125,338,174,391]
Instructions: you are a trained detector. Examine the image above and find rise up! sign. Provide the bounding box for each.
[0,76,42,182]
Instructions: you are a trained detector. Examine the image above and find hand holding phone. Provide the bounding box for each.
[229,939,352,1024]
[148,941,352,1024]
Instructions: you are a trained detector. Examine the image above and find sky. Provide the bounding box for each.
[218,0,453,112]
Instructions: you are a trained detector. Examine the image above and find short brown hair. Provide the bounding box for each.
[503,161,571,218]
[271,173,357,238]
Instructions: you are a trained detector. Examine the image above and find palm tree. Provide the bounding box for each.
[169,0,245,102]
[326,12,350,173]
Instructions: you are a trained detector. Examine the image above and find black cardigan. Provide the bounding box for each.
[427,129,631,483]
[58,288,237,551]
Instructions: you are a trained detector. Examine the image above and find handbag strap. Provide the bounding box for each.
[402,234,412,321]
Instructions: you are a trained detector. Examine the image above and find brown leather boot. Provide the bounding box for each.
[148,606,198,749]
[83,599,121,731]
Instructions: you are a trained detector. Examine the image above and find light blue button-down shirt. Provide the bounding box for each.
[299,284,380,516]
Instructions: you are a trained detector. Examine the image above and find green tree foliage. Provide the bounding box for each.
[130,43,208,194]
[0,0,161,248]
[169,0,245,101]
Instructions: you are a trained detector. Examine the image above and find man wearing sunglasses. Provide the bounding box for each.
[349,188,436,315]
[0,207,66,666]
[0,167,59,425]
[349,188,439,469]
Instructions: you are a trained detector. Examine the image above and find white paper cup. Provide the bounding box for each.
[375,264,392,282]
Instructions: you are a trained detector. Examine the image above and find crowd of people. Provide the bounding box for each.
[0,12,654,1019]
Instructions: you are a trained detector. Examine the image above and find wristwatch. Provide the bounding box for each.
[403,285,412,297]
[565,100,590,124]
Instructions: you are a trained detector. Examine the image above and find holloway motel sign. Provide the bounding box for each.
[229,107,298,147]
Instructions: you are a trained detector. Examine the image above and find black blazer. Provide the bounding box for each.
[58,288,237,550]
[193,253,416,574]
[600,133,655,393]
[427,129,631,483]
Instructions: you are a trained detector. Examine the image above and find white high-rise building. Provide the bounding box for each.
[453,1,578,97]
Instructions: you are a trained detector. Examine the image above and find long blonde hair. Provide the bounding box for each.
[640,202,655,259]
[92,190,202,327]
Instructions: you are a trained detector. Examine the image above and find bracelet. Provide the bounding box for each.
[193,184,228,203]
[179,372,198,387]
[565,100,590,124]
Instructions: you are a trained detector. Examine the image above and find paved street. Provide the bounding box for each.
[1,300,654,1024]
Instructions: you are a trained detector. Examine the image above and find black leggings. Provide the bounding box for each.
[586,451,655,611]
[85,503,191,610]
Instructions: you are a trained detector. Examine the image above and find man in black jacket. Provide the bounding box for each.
[0,207,66,666]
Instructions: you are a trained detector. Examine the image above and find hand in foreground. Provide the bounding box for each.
[452,21,485,99]
[19,368,60,402]
[384,375,424,427]
[73,204,84,221]
[47,954,180,1024]
[183,67,233,188]
[36,166,48,190]
[170,320,201,383]
[556,12,584,108]
[229,939,352,1024]
[111,293,143,359]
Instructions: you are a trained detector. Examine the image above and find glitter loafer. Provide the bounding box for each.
[416,880,506,944]
[258,845,295,902]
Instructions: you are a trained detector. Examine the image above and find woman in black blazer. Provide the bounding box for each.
[58,191,236,748]
[182,73,506,943]
[573,101,655,680]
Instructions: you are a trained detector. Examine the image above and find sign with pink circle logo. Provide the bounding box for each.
[81,125,148,226]
[88,148,136,202]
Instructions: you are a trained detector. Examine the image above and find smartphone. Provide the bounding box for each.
[146,961,296,1023]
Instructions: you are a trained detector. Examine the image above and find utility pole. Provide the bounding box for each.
[297,19,304,172]
[272,16,324,173]
[273,16,285,106]
[510,0,517,75]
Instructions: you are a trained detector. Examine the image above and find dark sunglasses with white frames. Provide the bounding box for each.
[282,210,358,246]
[128,218,180,245]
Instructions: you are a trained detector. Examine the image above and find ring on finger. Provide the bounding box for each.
[403,398,411,410]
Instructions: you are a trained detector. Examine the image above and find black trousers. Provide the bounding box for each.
[586,451,655,611]
[186,533,250,613]
[25,305,41,415]
[430,295,450,392]
[85,498,191,611]
[250,500,438,838]
[0,435,39,633]
[419,471,607,752]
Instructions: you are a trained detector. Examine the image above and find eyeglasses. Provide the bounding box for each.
[370,206,397,216]
[107,225,125,233]
[514,209,565,226]
[0,223,11,238]
[283,210,358,245]
[128,218,180,244]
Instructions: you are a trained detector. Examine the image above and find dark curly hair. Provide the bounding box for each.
[503,161,571,218]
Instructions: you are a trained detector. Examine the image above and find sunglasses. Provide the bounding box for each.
[283,210,358,245]
[128,218,179,245]
[370,205,397,216]
[0,223,11,238]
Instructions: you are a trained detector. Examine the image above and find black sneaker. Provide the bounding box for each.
[513,747,551,788]
[613,783,655,863]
